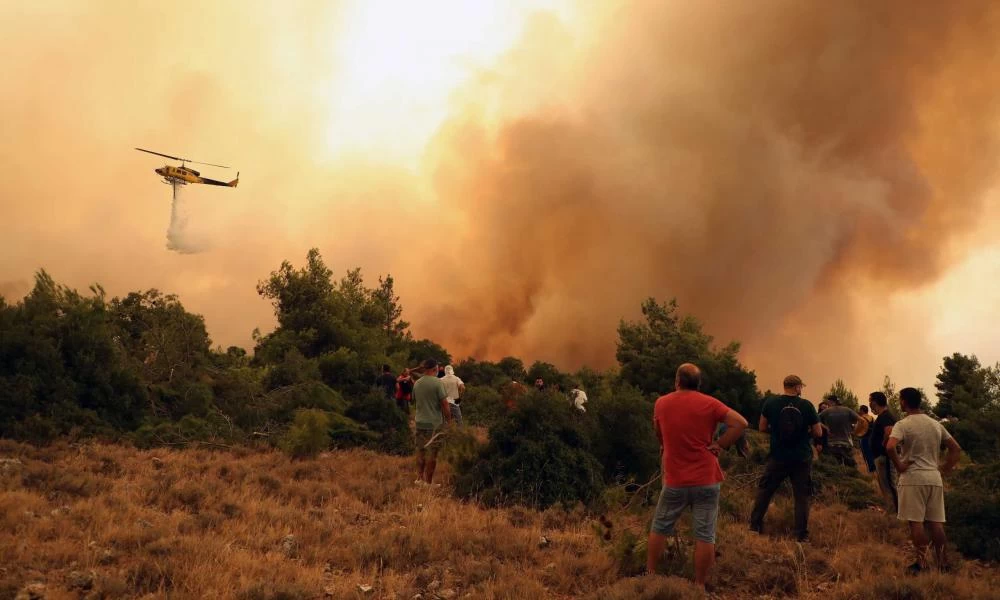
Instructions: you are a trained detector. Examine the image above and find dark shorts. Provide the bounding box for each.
[415,427,444,458]
[650,483,721,543]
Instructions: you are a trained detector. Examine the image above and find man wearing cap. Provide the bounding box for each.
[412,359,452,486]
[749,375,822,542]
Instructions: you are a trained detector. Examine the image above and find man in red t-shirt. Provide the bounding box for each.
[647,363,748,589]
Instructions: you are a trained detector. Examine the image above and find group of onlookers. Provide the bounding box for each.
[648,369,964,591]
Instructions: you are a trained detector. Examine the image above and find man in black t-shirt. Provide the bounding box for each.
[376,364,396,400]
[869,391,898,513]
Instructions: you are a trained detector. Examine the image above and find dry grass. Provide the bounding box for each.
[0,439,997,599]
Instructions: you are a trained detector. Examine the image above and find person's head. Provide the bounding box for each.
[534,378,544,388]
[868,391,888,414]
[782,374,805,396]
[401,368,410,377]
[818,401,829,412]
[859,405,869,415]
[382,364,391,373]
[444,365,455,376]
[675,363,702,391]
[825,394,840,406]
[420,359,438,375]
[899,387,923,412]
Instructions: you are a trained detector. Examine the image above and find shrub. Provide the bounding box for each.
[811,456,880,509]
[344,388,413,455]
[947,461,1000,562]
[279,409,331,458]
[454,392,605,509]
[459,385,506,428]
[588,385,658,484]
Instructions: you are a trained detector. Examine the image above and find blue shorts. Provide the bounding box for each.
[650,483,721,543]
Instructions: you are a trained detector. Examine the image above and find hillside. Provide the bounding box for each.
[1,440,998,600]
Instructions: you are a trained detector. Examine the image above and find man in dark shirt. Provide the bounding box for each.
[376,364,396,400]
[869,391,898,513]
[749,375,823,542]
[819,394,859,467]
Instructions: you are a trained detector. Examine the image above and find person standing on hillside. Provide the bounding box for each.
[647,363,748,590]
[376,364,396,401]
[413,359,451,486]
[749,375,822,542]
[440,365,465,426]
[569,384,588,412]
[395,369,415,414]
[887,387,962,574]
[816,400,831,456]
[869,391,899,513]
[856,405,876,473]
[819,394,859,467]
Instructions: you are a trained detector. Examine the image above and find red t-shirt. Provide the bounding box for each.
[653,390,732,487]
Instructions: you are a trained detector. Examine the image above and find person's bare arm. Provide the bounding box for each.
[886,437,908,472]
[883,425,893,447]
[458,382,466,396]
[711,410,749,455]
[758,415,769,433]
[941,437,962,476]
[810,423,823,439]
[441,396,452,422]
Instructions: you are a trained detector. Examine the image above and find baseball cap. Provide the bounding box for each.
[783,374,805,387]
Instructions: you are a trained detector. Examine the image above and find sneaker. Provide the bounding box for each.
[748,525,762,535]
[905,562,923,576]
[796,534,810,543]
[414,479,427,486]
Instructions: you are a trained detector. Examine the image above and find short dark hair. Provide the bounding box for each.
[825,394,840,405]
[382,364,391,372]
[676,363,701,390]
[420,358,438,371]
[869,391,888,407]
[899,387,922,410]
[859,405,869,414]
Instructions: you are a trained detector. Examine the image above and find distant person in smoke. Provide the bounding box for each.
[647,363,748,589]
[502,379,527,410]
[816,400,831,455]
[376,364,396,401]
[856,405,876,473]
[818,394,859,467]
[749,375,822,542]
[887,387,962,574]
[412,359,451,486]
[395,369,414,415]
[569,384,588,412]
[440,365,466,427]
[534,378,545,392]
[869,391,899,514]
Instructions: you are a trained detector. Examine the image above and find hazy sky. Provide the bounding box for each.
[2,1,999,398]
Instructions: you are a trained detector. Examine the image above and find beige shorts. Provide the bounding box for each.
[897,485,945,523]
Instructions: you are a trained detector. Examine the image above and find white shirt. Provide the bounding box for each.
[441,374,464,404]
[571,388,588,412]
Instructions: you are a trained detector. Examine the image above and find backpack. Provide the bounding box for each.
[776,398,805,445]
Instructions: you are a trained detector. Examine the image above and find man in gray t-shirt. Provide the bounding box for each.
[819,395,859,467]
[887,387,962,574]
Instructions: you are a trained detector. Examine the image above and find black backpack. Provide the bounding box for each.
[776,398,805,444]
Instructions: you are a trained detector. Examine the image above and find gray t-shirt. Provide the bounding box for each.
[889,413,953,487]
[819,405,859,447]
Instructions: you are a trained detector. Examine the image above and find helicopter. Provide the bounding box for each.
[136,148,239,188]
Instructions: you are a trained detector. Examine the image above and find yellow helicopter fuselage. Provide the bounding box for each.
[155,165,238,187]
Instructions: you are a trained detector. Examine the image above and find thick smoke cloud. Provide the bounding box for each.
[1,2,999,393]
[416,1,1000,386]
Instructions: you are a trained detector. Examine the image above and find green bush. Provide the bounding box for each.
[344,388,412,455]
[811,456,880,509]
[947,461,1000,562]
[588,385,658,484]
[459,385,506,428]
[454,392,604,509]
[947,410,1000,464]
[280,409,332,458]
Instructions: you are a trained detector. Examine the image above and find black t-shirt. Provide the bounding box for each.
[377,373,396,398]
[870,411,897,458]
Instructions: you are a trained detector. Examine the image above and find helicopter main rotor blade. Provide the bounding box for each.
[135,147,230,168]
[136,147,184,161]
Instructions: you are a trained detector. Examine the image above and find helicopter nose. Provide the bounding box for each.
[155,168,163,176]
